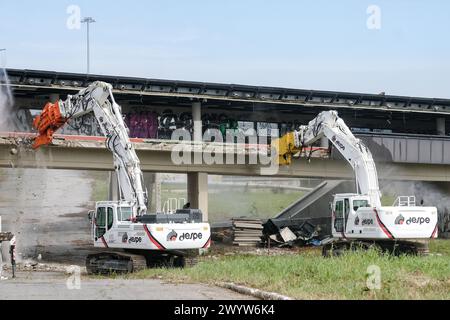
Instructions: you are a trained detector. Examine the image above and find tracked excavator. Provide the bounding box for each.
[32,81,211,273]
[273,111,438,256]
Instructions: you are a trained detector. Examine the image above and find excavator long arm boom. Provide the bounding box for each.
[32,81,148,216]
[274,111,382,208]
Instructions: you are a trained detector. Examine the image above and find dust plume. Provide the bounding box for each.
[0,69,14,131]
[381,181,450,234]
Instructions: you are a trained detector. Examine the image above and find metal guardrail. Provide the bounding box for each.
[393,196,417,207]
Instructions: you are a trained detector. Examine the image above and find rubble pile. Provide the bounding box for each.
[262,218,321,248]
[211,218,264,247]
[231,218,264,247]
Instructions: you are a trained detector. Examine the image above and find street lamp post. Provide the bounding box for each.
[81,17,96,74]
[0,49,6,67]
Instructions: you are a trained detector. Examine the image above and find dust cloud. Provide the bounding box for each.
[0,70,95,265]
[381,181,450,234]
[0,68,14,131]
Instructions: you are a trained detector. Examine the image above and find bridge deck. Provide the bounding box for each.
[0,132,448,182]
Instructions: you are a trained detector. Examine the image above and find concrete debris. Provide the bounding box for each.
[262,218,321,248]
[217,282,293,301]
[279,227,297,243]
[232,218,264,247]
[211,218,263,247]
[2,261,87,274]
[0,232,14,241]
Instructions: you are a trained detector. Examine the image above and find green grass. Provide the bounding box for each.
[129,240,450,300]
[429,239,450,256]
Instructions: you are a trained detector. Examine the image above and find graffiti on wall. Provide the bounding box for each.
[9,108,307,143]
[60,114,103,136]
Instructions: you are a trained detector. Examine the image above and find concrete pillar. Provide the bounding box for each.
[192,102,202,142]
[437,118,446,136]
[108,171,120,201]
[142,173,162,213]
[187,172,208,222]
[154,173,162,213]
[320,136,329,149]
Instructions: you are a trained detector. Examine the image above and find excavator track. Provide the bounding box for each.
[144,250,199,269]
[86,250,199,275]
[86,251,147,275]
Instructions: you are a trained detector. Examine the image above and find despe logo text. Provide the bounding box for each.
[362,218,374,226]
[166,230,203,242]
[179,232,203,241]
[395,214,430,226]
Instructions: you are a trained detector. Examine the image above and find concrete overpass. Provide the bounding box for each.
[1,132,450,221]
[1,132,449,181]
[3,69,450,221]
[5,68,450,137]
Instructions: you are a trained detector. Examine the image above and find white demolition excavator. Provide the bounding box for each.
[32,81,211,273]
[274,111,438,255]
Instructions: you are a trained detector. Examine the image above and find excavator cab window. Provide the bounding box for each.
[334,200,344,233]
[118,207,133,222]
[353,200,369,212]
[107,207,114,230]
[344,199,350,223]
[95,207,107,238]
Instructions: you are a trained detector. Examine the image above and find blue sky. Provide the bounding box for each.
[1,0,449,98]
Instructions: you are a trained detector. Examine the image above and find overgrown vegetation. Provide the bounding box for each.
[131,240,450,300]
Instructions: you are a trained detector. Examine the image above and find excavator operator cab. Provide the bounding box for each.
[331,194,371,235]
[90,202,134,241]
[92,206,113,240]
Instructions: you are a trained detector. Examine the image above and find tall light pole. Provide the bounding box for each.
[0,49,6,67]
[81,17,96,74]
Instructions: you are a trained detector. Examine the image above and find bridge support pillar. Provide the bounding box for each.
[437,118,446,136]
[192,102,202,142]
[154,173,162,213]
[187,172,208,222]
[108,171,119,201]
[143,173,161,213]
[320,136,329,149]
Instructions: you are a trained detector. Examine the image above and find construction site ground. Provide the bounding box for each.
[0,169,449,300]
[0,271,254,300]
[126,241,450,300]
